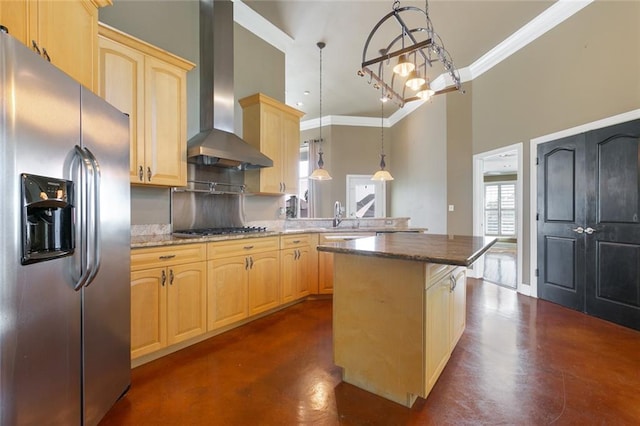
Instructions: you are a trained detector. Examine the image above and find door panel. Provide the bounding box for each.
[544,237,577,291]
[537,135,586,311]
[545,149,576,222]
[539,119,640,330]
[585,119,640,330]
[596,135,639,223]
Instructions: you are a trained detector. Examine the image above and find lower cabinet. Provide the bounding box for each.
[207,237,280,331]
[207,255,249,330]
[130,244,207,359]
[425,265,466,394]
[281,234,312,303]
[248,251,281,315]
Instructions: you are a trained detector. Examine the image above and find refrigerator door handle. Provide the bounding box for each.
[83,147,102,287]
[73,145,92,291]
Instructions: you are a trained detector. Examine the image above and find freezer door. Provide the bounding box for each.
[80,87,131,426]
[0,32,82,425]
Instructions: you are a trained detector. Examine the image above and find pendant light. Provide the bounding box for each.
[309,41,332,181]
[372,101,394,181]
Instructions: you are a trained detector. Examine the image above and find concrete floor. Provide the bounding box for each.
[100,279,640,425]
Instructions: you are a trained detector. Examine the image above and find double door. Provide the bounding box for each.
[537,119,640,330]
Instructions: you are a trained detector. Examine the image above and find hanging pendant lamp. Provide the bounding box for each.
[309,41,332,181]
[372,101,394,181]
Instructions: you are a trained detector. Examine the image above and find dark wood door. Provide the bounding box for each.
[537,134,587,311]
[538,119,640,331]
[584,120,640,330]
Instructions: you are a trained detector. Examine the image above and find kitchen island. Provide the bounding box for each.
[317,233,495,407]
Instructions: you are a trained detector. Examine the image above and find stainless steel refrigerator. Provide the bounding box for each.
[0,30,131,425]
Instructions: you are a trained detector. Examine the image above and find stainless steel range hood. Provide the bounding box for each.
[187,0,273,170]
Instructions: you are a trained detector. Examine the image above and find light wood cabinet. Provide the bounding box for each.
[239,93,304,195]
[97,23,194,186]
[207,237,280,331]
[280,234,312,303]
[333,254,468,407]
[317,233,376,294]
[0,0,109,90]
[208,255,249,330]
[130,244,206,359]
[248,250,280,315]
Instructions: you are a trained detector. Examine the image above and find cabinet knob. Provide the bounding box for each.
[161,270,166,286]
[42,48,51,62]
[147,167,152,182]
[138,166,144,181]
[169,269,174,285]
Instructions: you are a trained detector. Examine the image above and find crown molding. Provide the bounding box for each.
[468,0,593,80]
[237,0,594,129]
[233,0,293,53]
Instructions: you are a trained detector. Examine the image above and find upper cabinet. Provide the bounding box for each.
[239,93,304,195]
[97,23,195,187]
[0,0,111,91]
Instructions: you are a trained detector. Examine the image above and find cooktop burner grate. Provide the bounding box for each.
[173,226,268,238]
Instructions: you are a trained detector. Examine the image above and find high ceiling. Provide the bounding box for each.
[243,0,554,121]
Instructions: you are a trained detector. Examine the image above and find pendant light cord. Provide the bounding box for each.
[380,101,384,155]
[318,41,324,154]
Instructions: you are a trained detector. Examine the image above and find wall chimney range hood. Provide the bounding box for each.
[187,0,273,169]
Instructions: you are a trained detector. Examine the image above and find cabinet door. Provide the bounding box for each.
[248,251,280,315]
[207,256,249,330]
[0,1,30,45]
[281,249,297,304]
[97,36,145,184]
[425,276,451,394]
[131,267,167,359]
[34,0,98,90]
[144,55,187,186]
[260,104,284,193]
[166,262,206,345]
[450,268,466,349]
[318,251,334,294]
[282,111,300,195]
[296,246,311,298]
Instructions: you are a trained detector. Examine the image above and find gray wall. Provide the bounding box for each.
[446,83,473,235]
[467,0,640,283]
[100,1,286,225]
[305,125,384,218]
[390,96,448,233]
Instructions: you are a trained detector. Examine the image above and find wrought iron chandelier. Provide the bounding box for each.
[358,0,463,107]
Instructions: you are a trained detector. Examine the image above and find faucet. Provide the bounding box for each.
[333,201,343,227]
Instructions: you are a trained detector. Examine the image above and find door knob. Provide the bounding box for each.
[572,226,584,234]
[585,227,597,235]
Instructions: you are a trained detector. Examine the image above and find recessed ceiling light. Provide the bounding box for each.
[304,91,310,95]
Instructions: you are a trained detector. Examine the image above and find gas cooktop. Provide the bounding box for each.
[173,226,268,238]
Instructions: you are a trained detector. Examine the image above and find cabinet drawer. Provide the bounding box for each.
[131,244,206,271]
[207,236,280,260]
[280,234,311,249]
[425,263,455,288]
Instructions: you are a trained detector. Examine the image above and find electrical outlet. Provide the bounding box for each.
[448,205,455,212]
[385,220,393,225]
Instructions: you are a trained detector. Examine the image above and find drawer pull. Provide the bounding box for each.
[292,240,301,244]
[243,245,254,250]
[159,254,176,260]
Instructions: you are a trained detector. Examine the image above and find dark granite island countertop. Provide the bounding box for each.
[316,233,496,266]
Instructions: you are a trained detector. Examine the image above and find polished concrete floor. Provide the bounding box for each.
[483,241,517,288]
[100,280,640,425]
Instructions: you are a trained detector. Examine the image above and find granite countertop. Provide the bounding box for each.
[316,233,496,266]
[131,227,427,249]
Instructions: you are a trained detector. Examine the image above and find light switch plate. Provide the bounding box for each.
[448,205,455,212]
